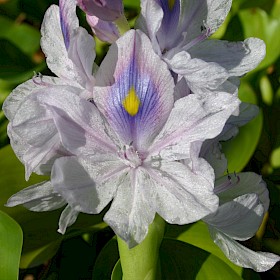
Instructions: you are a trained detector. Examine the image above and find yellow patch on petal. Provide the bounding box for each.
[168,0,176,10]
[122,87,141,116]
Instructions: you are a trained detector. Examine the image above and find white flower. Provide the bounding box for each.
[5,28,240,247]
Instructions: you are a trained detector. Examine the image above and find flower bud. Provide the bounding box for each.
[77,0,123,21]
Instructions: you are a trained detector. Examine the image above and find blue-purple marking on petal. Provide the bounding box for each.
[104,54,162,150]
[157,0,180,52]
[59,0,70,49]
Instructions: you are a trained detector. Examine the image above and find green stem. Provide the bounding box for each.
[117,215,165,280]
[114,13,130,36]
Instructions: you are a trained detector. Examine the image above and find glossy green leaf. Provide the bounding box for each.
[222,82,263,172]
[239,8,280,70]
[160,239,242,280]
[0,39,46,84]
[111,260,122,280]
[0,15,40,56]
[174,221,243,275]
[0,210,23,280]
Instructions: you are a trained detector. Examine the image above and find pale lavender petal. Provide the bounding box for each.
[227,102,259,127]
[68,27,96,89]
[189,38,266,76]
[208,227,280,272]
[34,88,120,156]
[86,15,120,43]
[8,86,78,179]
[149,92,240,161]
[145,161,218,224]
[205,194,264,241]
[200,140,228,178]
[136,0,164,55]
[6,181,66,211]
[2,76,77,121]
[165,51,229,92]
[215,172,270,212]
[41,5,95,87]
[104,168,156,248]
[206,0,232,34]
[52,156,127,214]
[78,0,123,21]
[59,0,79,49]
[95,29,174,152]
[58,205,80,234]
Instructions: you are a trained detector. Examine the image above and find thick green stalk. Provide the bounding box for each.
[117,215,165,280]
[114,14,130,36]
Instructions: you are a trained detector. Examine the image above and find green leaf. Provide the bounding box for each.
[160,239,242,280]
[222,82,263,172]
[0,39,46,84]
[0,210,23,280]
[238,8,280,70]
[170,221,243,275]
[0,15,41,56]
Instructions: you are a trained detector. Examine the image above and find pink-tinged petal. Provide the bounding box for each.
[189,38,266,76]
[41,5,95,87]
[149,92,240,161]
[59,0,79,49]
[215,172,270,212]
[205,194,264,241]
[165,51,229,92]
[58,205,80,234]
[208,227,280,272]
[104,168,156,248]
[144,161,218,224]
[52,156,127,214]
[86,15,120,43]
[77,0,123,21]
[6,181,66,211]
[94,29,174,152]
[35,88,119,156]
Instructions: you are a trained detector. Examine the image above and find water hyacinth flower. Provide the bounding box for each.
[137,0,266,96]
[4,26,240,247]
[77,0,124,21]
[3,1,96,181]
[204,173,280,271]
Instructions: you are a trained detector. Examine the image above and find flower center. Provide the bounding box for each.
[118,144,142,168]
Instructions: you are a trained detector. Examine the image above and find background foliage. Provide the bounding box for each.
[0,0,280,279]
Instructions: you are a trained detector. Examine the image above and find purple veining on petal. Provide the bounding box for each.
[59,0,72,49]
[104,54,162,151]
